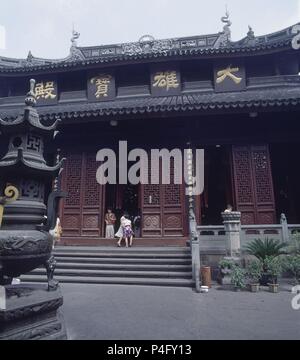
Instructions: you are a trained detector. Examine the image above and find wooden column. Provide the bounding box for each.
[231,145,276,225]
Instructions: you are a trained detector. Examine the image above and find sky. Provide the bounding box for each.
[0,0,299,59]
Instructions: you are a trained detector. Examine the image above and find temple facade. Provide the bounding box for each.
[1,15,300,246]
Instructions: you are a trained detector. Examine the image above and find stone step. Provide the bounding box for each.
[21,275,194,287]
[53,262,192,272]
[54,256,191,265]
[21,246,194,288]
[54,246,190,254]
[28,268,193,279]
[54,252,191,259]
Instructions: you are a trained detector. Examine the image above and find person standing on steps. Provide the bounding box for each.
[116,213,126,247]
[50,217,62,249]
[123,214,134,247]
[105,208,116,239]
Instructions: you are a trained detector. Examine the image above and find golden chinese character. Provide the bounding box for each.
[153,71,179,91]
[35,81,57,100]
[91,75,112,98]
[216,66,242,85]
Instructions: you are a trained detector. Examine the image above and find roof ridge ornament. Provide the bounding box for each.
[25,79,37,107]
[221,8,232,41]
[139,35,155,43]
[247,25,255,39]
[69,26,85,61]
[242,25,258,46]
[27,51,34,62]
[214,8,232,48]
[71,26,80,48]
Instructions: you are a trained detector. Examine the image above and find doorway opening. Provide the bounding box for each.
[200,146,233,225]
[105,184,140,236]
[270,144,300,223]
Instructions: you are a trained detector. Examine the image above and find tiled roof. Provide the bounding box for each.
[0,22,298,73]
[1,85,300,121]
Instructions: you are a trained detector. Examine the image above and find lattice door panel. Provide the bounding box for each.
[61,152,104,238]
[81,154,104,237]
[232,145,276,225]
[141,156,185,237]
[61,153,83,236]
[141,153,162,237]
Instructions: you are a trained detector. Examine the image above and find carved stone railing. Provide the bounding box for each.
[197,226,226,253]
[189,209,201,293]
[241,224,300,245]
[186,147,201,293]
[197,214,300,255]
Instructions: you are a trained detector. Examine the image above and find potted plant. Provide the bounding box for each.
[287,232,300,255]
[231,265,246,291]
[282,255,300,286]
[264,256,282,293]
[218,258,236,285]
[246,260,263,292]
[245,238,286,286]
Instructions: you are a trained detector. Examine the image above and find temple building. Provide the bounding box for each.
[1,15,300,247]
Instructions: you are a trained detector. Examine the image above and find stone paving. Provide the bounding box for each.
[60,282,300,340]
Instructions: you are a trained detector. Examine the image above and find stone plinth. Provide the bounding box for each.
[222,211,241,257]
[0,284,67,340]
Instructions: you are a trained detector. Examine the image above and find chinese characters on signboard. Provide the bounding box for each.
[88,73,115,101]
[34,80,58,105]
[153,71,180,90]
[214,63,246,92]
[30,63,248,107]
[151,66,181,96]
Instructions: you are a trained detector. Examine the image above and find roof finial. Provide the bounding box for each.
[247,25,255,39]
[71,24,80,47]
[221,6,232,41]
[27,51,34,62]
[222,6,232,29]
[25,79,37,107]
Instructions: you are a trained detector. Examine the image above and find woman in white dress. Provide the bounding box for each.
[116,214,126,247]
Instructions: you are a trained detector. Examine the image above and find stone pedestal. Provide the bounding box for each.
[222,211,241,257]
[0,284,67,340]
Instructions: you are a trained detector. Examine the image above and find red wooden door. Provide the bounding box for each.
[61,152,105,238]
[232,145,276,225]
[141,158,186,237]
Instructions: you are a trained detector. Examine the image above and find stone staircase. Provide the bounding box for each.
[21,246,193,288]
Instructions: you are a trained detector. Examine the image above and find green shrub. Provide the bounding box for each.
[219,259,236,270]
[287,232,300,255]
[282,255,300,284]
[263,256,282,284]
[231,265,246,289]
[246,260,263,284]
[245,238,287,262]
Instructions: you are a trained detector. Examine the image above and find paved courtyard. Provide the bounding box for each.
[60,283,300,340]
